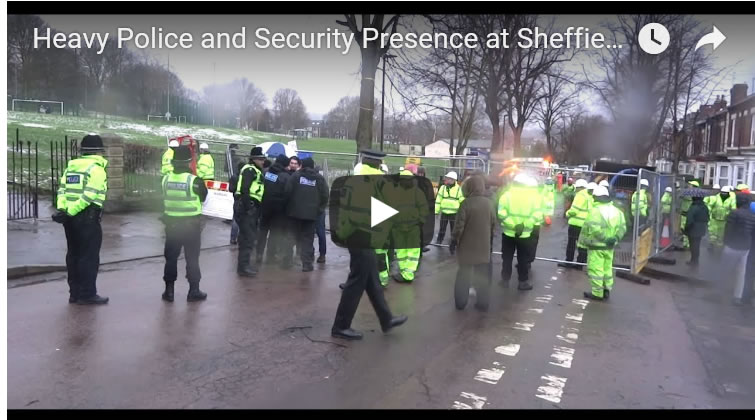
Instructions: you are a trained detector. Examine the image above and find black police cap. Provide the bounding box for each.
[80,134,104,151]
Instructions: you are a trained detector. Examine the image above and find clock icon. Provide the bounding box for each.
[639,23,670,54]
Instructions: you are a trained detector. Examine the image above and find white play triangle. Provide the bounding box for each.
[371,197,399,228]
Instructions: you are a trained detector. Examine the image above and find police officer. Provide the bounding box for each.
[257,154,293,267]
[332,149,408,340]
[285,157,329,272]
[235,147,266,277]
[578,185,626,301]
[161,146,209,302]
[196,143,215,180]
[498,173,541,290]
[53,134,109,305]
[435,171,464,244]
[161,139,179,176]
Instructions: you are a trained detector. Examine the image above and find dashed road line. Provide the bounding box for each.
[536,374,568,403]
[453,392,488,409]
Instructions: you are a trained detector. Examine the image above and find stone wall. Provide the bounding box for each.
[100,133,126,212]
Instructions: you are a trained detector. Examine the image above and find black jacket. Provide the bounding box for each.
[261,163,291,213]
[285,167,328,221]
[684,200,709,238]
[725,204,755,251]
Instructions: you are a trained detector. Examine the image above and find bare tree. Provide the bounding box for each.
[273,88,309,132]
[235,78,266,130]
[534,67,578,156]
[336,14,400,151]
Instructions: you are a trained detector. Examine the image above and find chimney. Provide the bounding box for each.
[731,84,748,105]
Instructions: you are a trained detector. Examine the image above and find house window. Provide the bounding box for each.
[735,165,746,185]
[697,166,706,182]
[719,165,729,187]
[707,165,716,185]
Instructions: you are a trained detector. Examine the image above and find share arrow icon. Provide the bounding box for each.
[695,26,726,51]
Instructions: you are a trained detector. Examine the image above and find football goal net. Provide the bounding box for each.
[11,99,64,114]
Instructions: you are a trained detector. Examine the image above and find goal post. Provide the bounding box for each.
[11,99,64,115]
[147,114,187,123]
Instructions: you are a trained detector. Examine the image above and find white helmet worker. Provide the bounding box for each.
[665,186,672,193]
[713,184,721,190]
[574,179,588,189]
[168,140,179,147]
[599,179,610,188]
[640,179,649,187]
[380,164,389,173]
[513,173,530,185]
[199,142,209,150]
[587,182,598,191]
[593,185,609,197]
[721,186,732,193]
[445,171,458,181]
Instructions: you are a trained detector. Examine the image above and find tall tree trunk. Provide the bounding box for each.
[356,49,378,152]
[512,124,524,156]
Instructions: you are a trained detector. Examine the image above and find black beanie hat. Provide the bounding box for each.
[172,145,192,162]
[275,155,291,167]
[301,157,315,169]
[80,134,104,151]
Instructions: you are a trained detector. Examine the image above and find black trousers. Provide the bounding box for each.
[566,224,588,264]
[257,210,292,263]
[63,206,103,300]
[501,234,531,282]
[163,215,202,284]
[236,203,260,270]
[333,248,393,331]
[292,218,316,266]
[437,213,456,242]
[455,263,492,310]
[529,225,541,263]
[689,236,702,263]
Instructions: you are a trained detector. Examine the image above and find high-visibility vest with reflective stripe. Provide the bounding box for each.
[235,164,265,202]
[56,155,108,216]
[542,184,555,217]
[631,189,648,217]
[162,172,202,216]
[567,189,592,227]
[709,194,735,221]
[196,153,215,180]
[435,183,464,214]
[661,192,672,215]
[578,202,627,250]
[384,170,427,227]
[338,164,387,247]
[161,148,174,176]
[497,186,541,239]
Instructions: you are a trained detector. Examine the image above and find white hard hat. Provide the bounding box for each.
[513,173,529,185]
[574,179,588,189]
[721,186,732,193]
[399,166,404,171]
[599,180,610,188]
[199,143,209,150]
[713,184,721,190]
[168,140,179,147]
[593,186,609,197]
[665,186,672,193]
[445,171,458,180]
[587,182,598,191]
[380,164,389,173]
[640,179,649,187]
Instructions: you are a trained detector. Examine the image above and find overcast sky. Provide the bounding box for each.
[40,14,755,120]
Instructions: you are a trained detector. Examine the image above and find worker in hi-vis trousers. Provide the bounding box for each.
[579,185,626,301]
[384,165,427,284]
[708,185,736,248]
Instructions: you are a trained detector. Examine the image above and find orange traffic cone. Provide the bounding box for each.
[660,217,671,248]
[545,215,552,226]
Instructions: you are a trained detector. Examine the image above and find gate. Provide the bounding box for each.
[7,134,39,220]
[49,136,79,202]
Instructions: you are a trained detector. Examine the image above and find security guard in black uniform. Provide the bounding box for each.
[331,149,408,340]
[235,146,267,277]
[53,134,109,305]
[161,146,209,302]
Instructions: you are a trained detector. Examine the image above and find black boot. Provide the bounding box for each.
[518,281,533,290]
[381,315,408,333]
[583,291,605,301]
[76,295,109,305]
[187,282,207,302]
[603,289,610,300]
[238,265,257,277]
[162,281,174,302]
[331,328,363,340]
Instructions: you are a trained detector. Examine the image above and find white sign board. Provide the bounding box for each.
[287,140,298,152]
[201,189,235,220]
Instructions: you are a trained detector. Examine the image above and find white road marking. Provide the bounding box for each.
[535,294,553,303]
[551,276,558,280]
[571,299,589,309]
[495,344,521,357]
[544,285,552,289]
[526,308,544,314]
[565,313,583,323]
[474,367,505,384]
[513,322,535,331]
[536,375,567,403]
[453,392,488,409]
[549,346,575,368]
[556,327,579,345]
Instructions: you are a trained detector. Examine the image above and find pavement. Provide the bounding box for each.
[7,209,755,409]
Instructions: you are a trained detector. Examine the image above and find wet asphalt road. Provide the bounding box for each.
[7,219,755,409]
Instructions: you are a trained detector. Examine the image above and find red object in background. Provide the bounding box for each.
[556,173,563,192]
[660,216,671,248]
[170,135,199,175]
[545,215,552,225]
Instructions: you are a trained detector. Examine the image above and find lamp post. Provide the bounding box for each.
[380,53,397,152]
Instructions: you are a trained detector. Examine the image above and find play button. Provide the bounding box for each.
[371,197,399,228]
